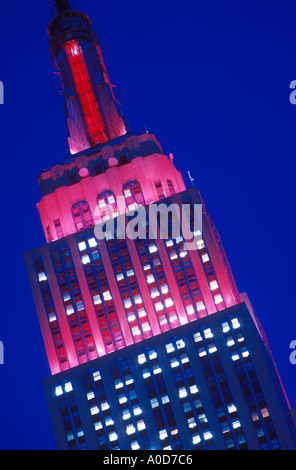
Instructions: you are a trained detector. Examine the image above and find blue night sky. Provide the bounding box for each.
[0,0,295,449]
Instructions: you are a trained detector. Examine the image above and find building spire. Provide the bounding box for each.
[48,2,129,155]
[52,0,72,14]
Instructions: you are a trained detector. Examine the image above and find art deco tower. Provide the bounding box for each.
[24,1,296,450]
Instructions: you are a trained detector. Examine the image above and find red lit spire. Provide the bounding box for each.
[48,3,129,154]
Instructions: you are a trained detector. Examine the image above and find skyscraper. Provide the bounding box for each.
[24,0,296,450]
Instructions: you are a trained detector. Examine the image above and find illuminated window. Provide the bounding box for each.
[54,218,64,239]
[123,181,145,211]
[167,179,175,195]
[155,180,165,199]
[72,201,94,231]
[97,191,118,221]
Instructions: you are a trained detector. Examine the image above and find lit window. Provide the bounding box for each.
[161,284,169,294]
[159,429,168,441]
[202,253,209,263]
[91,406,99,415]
[227,403,237,414]
[210,280,219,291]
[170,358,179,368]
[155,302,164,311]
[222,322,230,333]
[124,299,132,309]
[78,241,87,251]
[88,237,97,248]
[198,348,207,357]
[137,420,146,431]
[109,432,118,442]
[126,424,136,435]
[65,382,73,393]
[203,431,213,440]
[76,301,84,311]
[101,401,110,411]
[166,343,175,353]
[134,295,142,304]
[186,305,195,316]
[138,354,146,365]
[115,380,124,390]
[227,337,235,347]
[116,272,124,281]
[66,305,74,316]
[38,272,47,282]
[187,417,197,428]
[133,406,142,416]
[131,441,140,450]
[161,395,170,405]
[176,339,185,349]
[95,421,103,431]
[93,371,101,381]
[123,409,131,420]
[189,385,198,395]
[179,387,188,399]
[192,434,201,445]
[231,354,240,362]
[49,312,57,323]
[196,301,205,311]
[193,332,203,343]
[147,274,155,284]
[142,369,151,379]
[150,398,159,409]
[132,327,141,336]
[125,314,135,325]
[149,244,158,254]
[208,345,217,354]
[231,318,241,329]
[55,385,63,397]
[151,288,160,299]
[105,416,114,427]
[142,322,151,332]
[63,292,71,302]
[125,377,134,386]
[196,239,205,250]
[214,294,223,304]
[232,419,241,429]
[148,350,157,360]
[165,298,174,307]
[87,391,95,400]
[93,294,102,305]
[103,291,112,301]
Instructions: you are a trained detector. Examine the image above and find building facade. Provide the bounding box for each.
[24,0,296,450]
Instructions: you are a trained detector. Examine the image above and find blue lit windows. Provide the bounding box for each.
[137,348,183,450]
[110,358,151,450]
[193,326,248,449]
[165,338,214,449]
[221,316,280,450]
[55,381,88,450]
[82,370,120,450]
